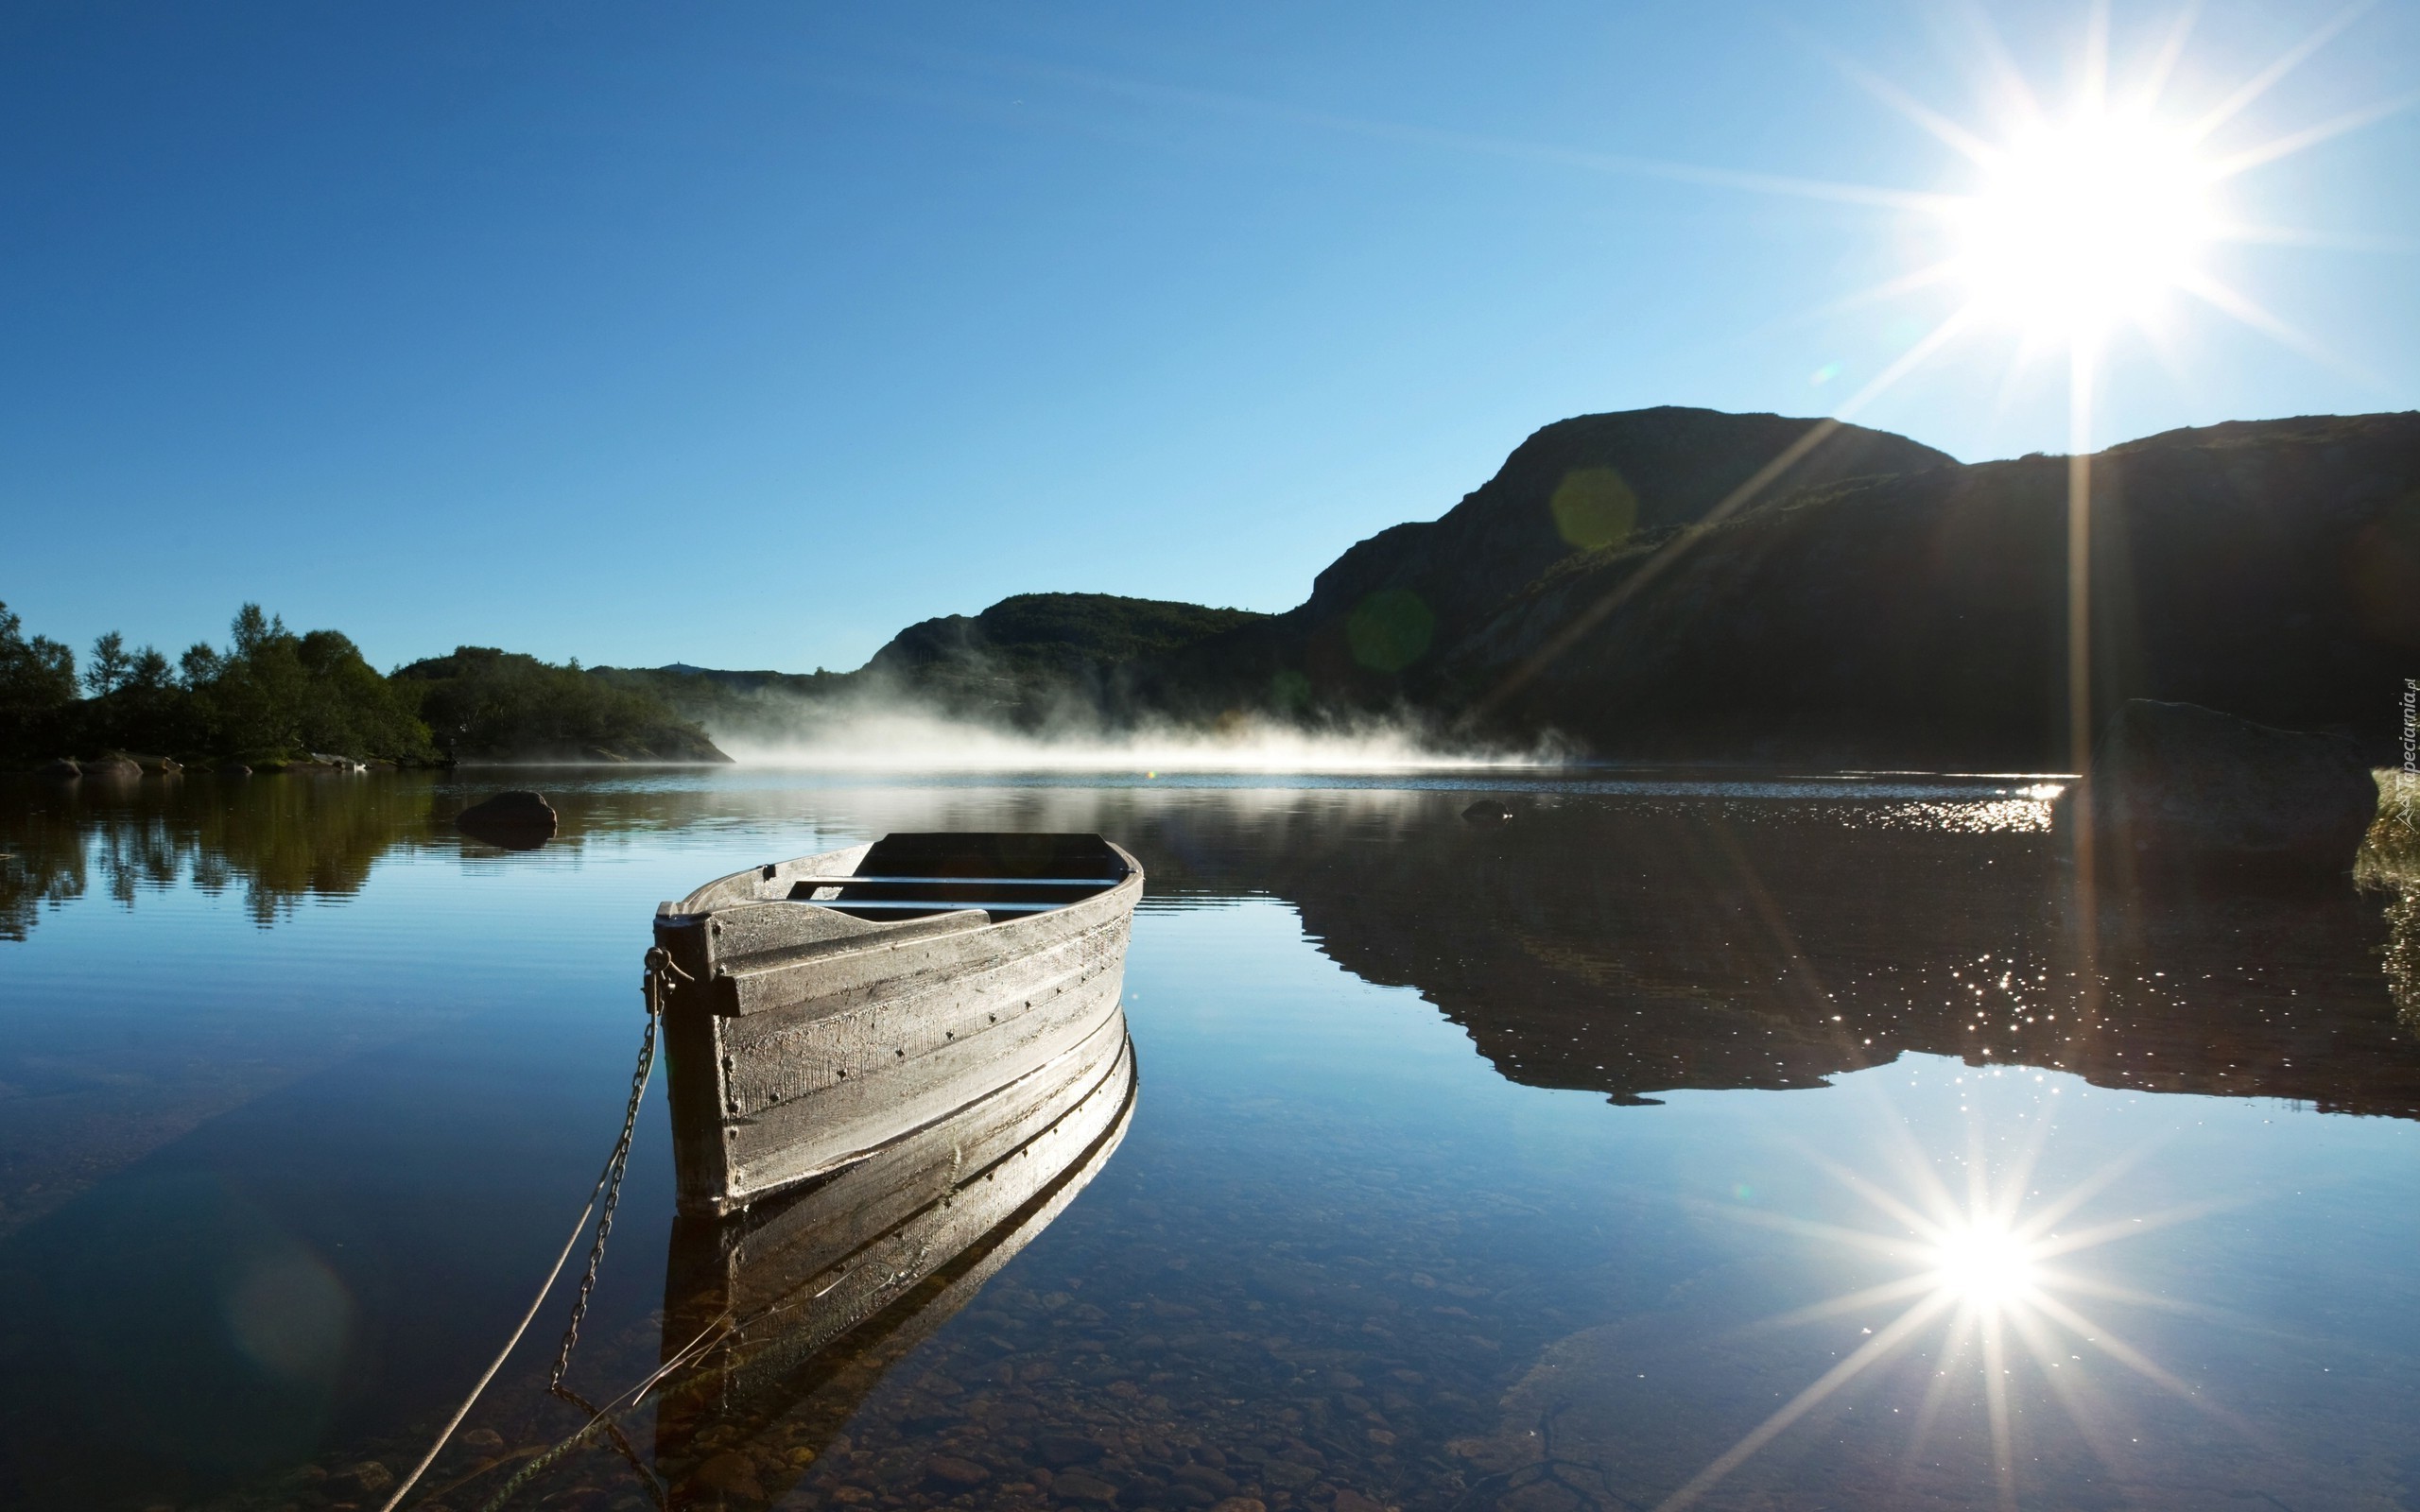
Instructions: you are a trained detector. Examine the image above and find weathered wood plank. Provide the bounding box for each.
[654,833,1142,1215]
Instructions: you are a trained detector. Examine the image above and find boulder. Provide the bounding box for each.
[457,790,559,850]
[78,755,142,782]
[2083,699,2377,874]
[37,758,79,780]
[216,762,252,777]
[1461,799,1514,824]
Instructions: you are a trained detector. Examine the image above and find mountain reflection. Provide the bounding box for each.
[7,773,2407,1122]
[1174,791,2419,1119]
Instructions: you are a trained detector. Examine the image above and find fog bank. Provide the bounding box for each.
[710,704,1564,772]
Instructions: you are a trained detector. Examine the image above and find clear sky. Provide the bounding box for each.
[4,1,2413,674]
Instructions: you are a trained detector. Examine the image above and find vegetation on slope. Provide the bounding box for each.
[2,601,437,767]
[393,647,730,763]
[863,592,1272,725]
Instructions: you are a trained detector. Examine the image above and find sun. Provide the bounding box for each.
[1951,111,2216,338]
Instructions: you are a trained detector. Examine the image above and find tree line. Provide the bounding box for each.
[0,601,723,767]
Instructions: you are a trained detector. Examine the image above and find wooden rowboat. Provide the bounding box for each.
[651,832,1142,1217]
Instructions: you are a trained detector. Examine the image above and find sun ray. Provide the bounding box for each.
[1833,308,1977,421]
[2135,3,2203,111]
[2208,219,2419,252]
[2027,1291,2247,1428]
[2009,1136,2164,1240]
[2171,266,2378,385]
[1947,0,2048,129]
[2188,0,2375,142]
[1815,43,2002,164]
[1653,1290,1962,1511]
[1746,1272,1948,1332]
[1893,1320,1971,1492]
[2030,1193,2246,1260]
[1807,1147,1962,1244]
[1980,1304,2019,1511]
[2080,0,2112,114]
[2007,1306,2137,1478]
[2208,90,2420,180]
[1714,1200,1939,1262]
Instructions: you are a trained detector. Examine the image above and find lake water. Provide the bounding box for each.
[3,769,2416,1512]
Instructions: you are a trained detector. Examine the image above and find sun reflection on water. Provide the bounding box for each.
[1660,1081,2236,1512]
[1929,1219,2040,1307]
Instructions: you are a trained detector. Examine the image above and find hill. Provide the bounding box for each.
[605,593,1273,743]
[1100,405,2415,766]
[865,593,1272,724]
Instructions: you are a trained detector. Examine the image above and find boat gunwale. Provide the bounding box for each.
[663,836,1144,937]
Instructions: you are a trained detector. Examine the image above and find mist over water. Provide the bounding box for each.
[706,700,1568,771]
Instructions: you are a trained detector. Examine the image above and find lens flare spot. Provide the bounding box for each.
[1345,589,1436,674]
[1548,467,1639,551]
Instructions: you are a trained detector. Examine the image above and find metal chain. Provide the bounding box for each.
[521,947,686,1509]
[378,946,681,1512]
[549,948,675,1392]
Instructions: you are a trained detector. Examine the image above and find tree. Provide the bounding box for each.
[84,630,130,696]
[180,643,223,687]
[127,646,172,693]
[0,600,78,761]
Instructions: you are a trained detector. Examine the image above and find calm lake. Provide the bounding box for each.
[3,768,2416,1512]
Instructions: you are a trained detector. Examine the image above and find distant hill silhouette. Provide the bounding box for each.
[641,405,2419,766]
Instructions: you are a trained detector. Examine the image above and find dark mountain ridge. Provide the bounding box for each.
[618,404,2419,768]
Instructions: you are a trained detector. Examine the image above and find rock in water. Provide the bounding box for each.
[216,762,252,777]
[1462,799,1514,823]
[37,758,79,780]
[78,755,142,782]
[2085,699,2377,874]
[457,790,559,850]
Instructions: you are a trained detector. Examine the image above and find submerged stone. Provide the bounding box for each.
[457,790,558,850]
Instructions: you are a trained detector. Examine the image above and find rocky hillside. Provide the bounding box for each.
[1427,411,2418,765]
[865,593,1270,724]
[639,405,2415,769]
[1137,407,1954,719]
[1132,406,2416,766]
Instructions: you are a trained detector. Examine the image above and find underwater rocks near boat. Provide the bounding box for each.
[455,789,559,849]
[2082,698,2379,875]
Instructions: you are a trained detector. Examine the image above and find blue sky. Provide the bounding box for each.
[4,1,2413,673]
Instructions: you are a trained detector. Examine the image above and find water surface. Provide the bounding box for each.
[2,769,2414,1511]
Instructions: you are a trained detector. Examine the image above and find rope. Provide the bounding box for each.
[373,946,678,1512]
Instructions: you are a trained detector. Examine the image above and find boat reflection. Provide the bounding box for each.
[648,1012,1136,1509]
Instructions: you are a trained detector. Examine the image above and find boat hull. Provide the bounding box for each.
[652,836,1142,1215]
[653,1022,1136,1498]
